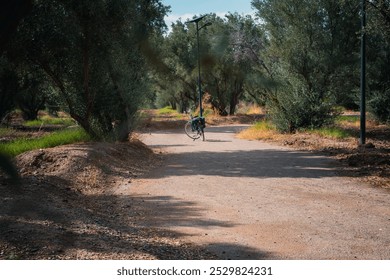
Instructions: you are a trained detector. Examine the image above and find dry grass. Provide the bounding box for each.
[237,116,390,190]
[246,104,265,115]
[237,120,277,140]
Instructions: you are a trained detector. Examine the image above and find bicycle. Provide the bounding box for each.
[184,114,205,141]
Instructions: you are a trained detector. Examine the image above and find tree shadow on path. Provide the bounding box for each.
[146,149,340,180]
[0,176,275,260]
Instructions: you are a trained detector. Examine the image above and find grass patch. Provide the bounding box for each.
[336,115,359,122]
[0,128,15,137]
[237,120,276,140]
[253,120,275,131]
[0,128,91,157]
[336,115,360,127]
[239,120,353,141]
[308,127,352,139]
[157,106,177,115]
[155,107,185,120]
[245,104,264,115]
[24,116,75,127]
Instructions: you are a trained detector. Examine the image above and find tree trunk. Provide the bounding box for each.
[229,80,244,115]
[108,66,132,141]
[36,59,98,138]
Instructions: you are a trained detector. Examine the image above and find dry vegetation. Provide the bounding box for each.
[236,113,390,189]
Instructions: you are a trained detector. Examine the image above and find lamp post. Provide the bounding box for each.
[186,15,211,118]
[360,0,366,145]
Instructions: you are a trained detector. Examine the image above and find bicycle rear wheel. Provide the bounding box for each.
[184,121,201,140]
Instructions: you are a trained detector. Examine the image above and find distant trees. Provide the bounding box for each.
[202,14,265,116]
[366,0,390,123]
[154,13,267,116]
[14,64,48,120]
[0,58,18,121]
[152,21,197,112]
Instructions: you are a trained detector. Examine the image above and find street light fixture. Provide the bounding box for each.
[186,15,211,118]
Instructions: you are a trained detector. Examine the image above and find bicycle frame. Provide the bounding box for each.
[184,114,205,141]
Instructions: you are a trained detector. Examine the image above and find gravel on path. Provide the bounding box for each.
[124,125,390,260]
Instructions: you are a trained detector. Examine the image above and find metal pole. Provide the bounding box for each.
[360,0,366,145]
[196,21,203,117]
[186,15,209,118]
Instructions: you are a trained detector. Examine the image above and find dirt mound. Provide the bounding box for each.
[15,141,153,194]
[0,141,215,260]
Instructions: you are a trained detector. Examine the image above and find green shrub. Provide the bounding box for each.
[369,90,390,124]
[268,86,337,133]
[309,127,352,139]
[0,128,91,157]
[0,59,18,121]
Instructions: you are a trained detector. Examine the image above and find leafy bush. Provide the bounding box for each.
[369,90,390,124]
[268,86,337,133]
[0,59,17,121]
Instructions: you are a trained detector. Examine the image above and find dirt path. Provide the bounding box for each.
[121,125,390,260]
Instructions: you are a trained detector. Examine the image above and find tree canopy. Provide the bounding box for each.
[1,0,169,140]
[1,0,389,138]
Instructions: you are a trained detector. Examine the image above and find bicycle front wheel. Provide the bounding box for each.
[200,127,205,141]
[184,121,201,140]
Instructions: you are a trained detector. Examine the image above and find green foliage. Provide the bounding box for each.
[152,21,197,112]
[4,0,387,138]
[14,65,49,120]
[253,120,275,131]
[309,127,353,139]
[24,115,75,127]
[369,90,390,123]
[157,106,177,115]
[366,2,390,124]
[252,0,359,132]
[0,128,91,157]
[202,14,257,115]
[155,13,266,116]
[0,58,18,121]
[336,115,360,124]
[268,84,337,133]
[4,0,169,141]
